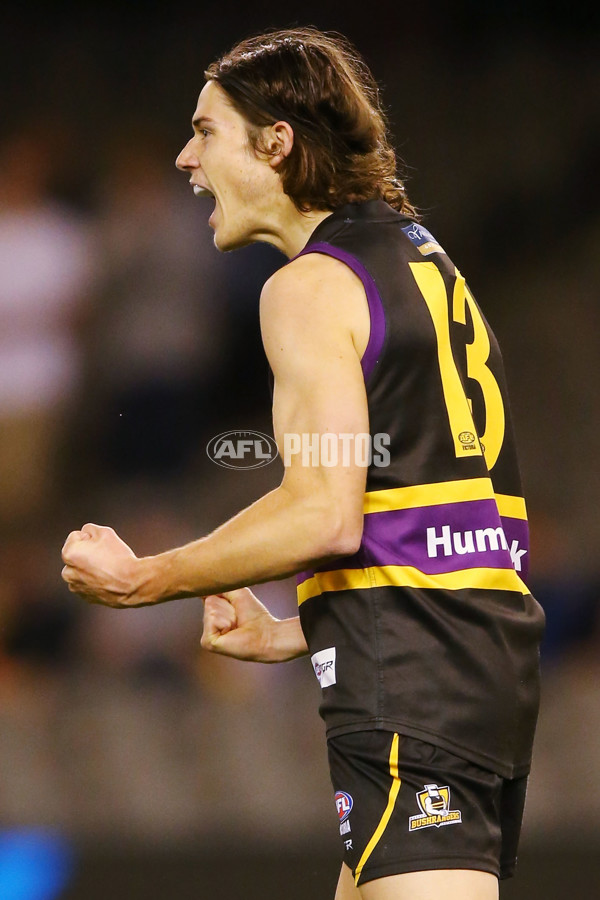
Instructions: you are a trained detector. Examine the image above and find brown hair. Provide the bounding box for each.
[205,28,417,217]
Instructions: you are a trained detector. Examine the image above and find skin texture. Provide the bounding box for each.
[61,77,503,898]
[335,863,499,900]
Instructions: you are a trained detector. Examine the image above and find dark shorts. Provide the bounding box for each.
[327,730,528,887]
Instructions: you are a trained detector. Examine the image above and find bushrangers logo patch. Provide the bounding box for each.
[408,784,462,832]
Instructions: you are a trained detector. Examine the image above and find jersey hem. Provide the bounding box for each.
[324,718,532,779]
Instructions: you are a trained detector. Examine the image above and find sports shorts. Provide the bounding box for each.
[327,730,528,887]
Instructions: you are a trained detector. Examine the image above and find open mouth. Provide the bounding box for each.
[193,185,215,198]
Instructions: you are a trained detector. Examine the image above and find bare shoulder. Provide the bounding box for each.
[261,252,364,305]
[260,252,370,356]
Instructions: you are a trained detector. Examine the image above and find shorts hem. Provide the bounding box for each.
[356,855,500,886]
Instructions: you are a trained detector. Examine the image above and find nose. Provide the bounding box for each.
[175,138,199,172]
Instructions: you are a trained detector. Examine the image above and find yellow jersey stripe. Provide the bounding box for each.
[355,732,401,885]
[363,478,493,513]
[297,564,529,606]
[362,478,527,520]
[495,492,527,520]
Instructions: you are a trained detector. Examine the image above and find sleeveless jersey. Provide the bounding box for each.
[292,200,545,779]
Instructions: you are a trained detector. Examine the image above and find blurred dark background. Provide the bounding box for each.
[0,1,599,897]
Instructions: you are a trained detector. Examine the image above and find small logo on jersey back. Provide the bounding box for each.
[409,784,462,831]
[335,791,353,834]
[402,223,445,256]
[458,431,477,450]
[311,647,337,688]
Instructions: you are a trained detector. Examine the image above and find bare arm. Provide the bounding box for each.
[62,254,370,658]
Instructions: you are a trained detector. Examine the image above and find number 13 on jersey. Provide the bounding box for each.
[409,261,505,470]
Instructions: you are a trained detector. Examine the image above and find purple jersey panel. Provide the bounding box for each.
[294,241,386,380]
[297,499,529,586]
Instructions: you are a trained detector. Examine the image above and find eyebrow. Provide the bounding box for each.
[192,115,217,130]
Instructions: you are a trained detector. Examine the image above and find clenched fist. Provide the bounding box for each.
[202,588,308,663]
[61,523,151,607]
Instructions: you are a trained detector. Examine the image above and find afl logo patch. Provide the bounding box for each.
[335,791,353,823]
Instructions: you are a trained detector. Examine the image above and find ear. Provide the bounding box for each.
[264,120,294,167]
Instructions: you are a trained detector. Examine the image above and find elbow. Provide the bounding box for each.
[319,511,363,560]
[283,485,364,564]
[330,534,362,559]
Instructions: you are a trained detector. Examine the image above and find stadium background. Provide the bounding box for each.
[0,1,598,896]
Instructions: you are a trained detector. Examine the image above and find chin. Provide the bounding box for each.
[213,227,254,253]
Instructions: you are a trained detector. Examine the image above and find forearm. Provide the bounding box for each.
[138,484,354,604]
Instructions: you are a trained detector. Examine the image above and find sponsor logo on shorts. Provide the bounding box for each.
[335,791,353,835]
[408,784,462,832]
[311,647,337,688]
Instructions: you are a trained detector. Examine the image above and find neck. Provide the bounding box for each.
[277,207,334,258]
[252,192,333,258]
